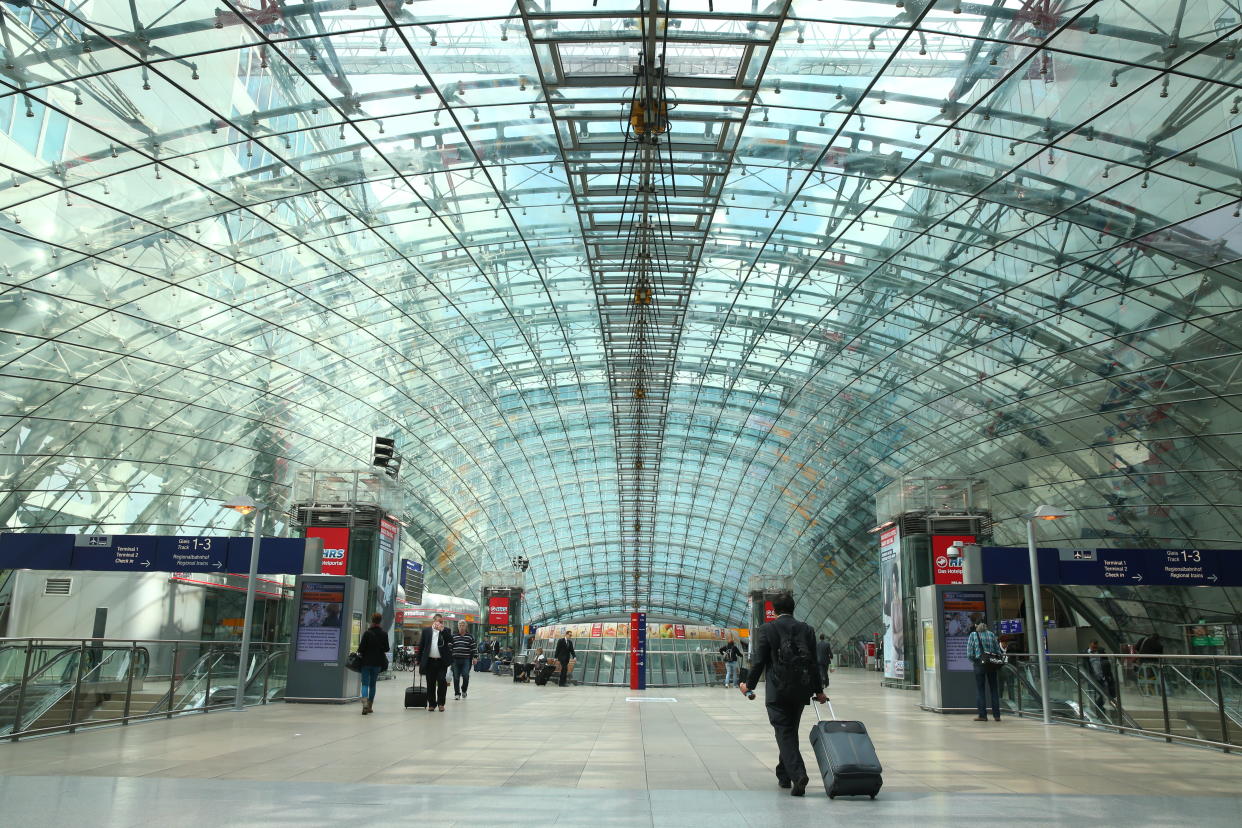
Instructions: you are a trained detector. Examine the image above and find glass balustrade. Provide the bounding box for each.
[0,638,290,741]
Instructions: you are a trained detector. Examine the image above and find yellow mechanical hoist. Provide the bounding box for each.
[629,100,668,135]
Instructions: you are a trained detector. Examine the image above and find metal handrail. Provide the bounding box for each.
[1166,664,1242,726]
[1002,652,1242,752]
[3,638,291,741]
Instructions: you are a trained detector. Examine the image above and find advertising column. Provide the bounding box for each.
[879,526,904,680]
[629,611,646,690]
[376,518,399,628]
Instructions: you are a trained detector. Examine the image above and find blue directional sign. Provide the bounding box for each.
[0,533,308,575]
[982,546,1242,587]
[71,534,160,571]
[225,537,306,575]
[156,536,229,573]
[0,533,73,569]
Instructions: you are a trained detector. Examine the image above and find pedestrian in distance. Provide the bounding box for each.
[967,621,1003,721]
[816,634,833,688]
[451,620,477,700]
[357,612,389,715]
[1085,640,1116,708]
[553,630,576,686]
[738,592,828,798]
[418,613,454,712]
[719,635,743,688]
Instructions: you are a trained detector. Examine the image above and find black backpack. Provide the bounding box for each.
[769,623,815,702]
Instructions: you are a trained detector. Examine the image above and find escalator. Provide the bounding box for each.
[0,644,149,736]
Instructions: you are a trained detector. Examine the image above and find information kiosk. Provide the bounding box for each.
[917,583,997,713]
[285,574,369,703]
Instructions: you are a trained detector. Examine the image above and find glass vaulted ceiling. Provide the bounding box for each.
[2,0,1242,637]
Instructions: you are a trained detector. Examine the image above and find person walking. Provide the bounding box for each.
[815,634,833,688]
[418,614,453,712]
[738,592,827,797]
[719,636,743,688]
[1085,640,1116,710]
[451,620,477,700]
[967,621,1002,721]
[553,630,576,687]
[357,612,389,715]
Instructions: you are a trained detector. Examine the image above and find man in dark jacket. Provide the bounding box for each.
[816,634,833,687]
[739,592,827,797]
[553,631,576,686]
[357,612,389,715]
[418,614,454,711]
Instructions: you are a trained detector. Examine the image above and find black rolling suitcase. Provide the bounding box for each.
[809,700,882,799]
[404,683,429,709]
[533,664,554,686]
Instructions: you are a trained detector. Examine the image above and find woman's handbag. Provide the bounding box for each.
[345,651,363,672]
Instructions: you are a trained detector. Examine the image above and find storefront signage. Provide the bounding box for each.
[306,527,350,576]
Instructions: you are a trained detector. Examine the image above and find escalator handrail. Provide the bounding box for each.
[1166,663,1242,730]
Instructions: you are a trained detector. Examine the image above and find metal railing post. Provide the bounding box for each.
[261,648,272,706]
[1016,662,1023,718]
[1214,661,1231,754]
[1075,660,1085,727]
[167,643,179,719]
[10,640,35,740]
[67,640,88,734]
[1113,660,1125,735]
[1159,665,1172,743]
[121,641,137,724]
[204,651,213,711]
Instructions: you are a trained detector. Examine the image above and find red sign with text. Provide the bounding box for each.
[764,600,776,622]
[932,534,975,585]
[306,527,350,576]
[488,596,510,626]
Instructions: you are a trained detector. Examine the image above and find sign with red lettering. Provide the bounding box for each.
[764,600,776,622]
[306,527,350,576]
[674,624,685,639]
[488,596,509,626]
[932,535,975,585]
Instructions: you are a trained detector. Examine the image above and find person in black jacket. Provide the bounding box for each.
[418,614,454,712]
[739,592,827,797]
[357,612,389,715]
[553,631,576,686]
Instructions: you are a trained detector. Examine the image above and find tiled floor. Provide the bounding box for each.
[0,669,1238,826]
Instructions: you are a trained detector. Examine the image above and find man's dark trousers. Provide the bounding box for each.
[424,657,449,707]
[766,701,807,785]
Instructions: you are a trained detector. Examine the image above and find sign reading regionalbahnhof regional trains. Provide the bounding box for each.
[982,546,1242,587]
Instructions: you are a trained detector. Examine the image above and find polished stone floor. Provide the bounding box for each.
[0,668,1238,826]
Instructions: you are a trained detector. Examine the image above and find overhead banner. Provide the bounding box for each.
[306,527,350,576]
[880,526,904,680]
[932,534,975,585]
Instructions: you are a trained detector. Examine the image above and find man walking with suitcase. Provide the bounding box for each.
[739,592,827,797]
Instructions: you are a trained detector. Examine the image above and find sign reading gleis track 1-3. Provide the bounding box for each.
[981,546,1242,587]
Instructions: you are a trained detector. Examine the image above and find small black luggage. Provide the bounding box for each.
[475,657,492,672]
[809,701,882,799]
[404,685,429,709]
[533,664,554,686]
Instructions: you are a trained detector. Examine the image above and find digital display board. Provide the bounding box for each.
[296,581,346,662]
[942,589,986,672]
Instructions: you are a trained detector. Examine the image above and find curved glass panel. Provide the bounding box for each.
[2,0,1240,642]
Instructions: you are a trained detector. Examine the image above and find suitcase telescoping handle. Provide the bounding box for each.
[811,696,836,722]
